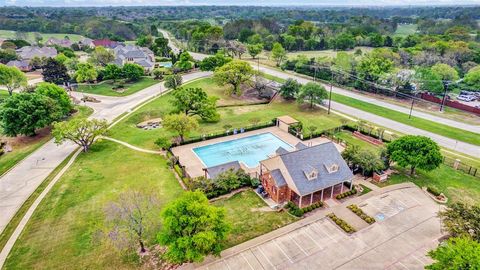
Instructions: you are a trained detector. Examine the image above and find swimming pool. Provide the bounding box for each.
[193,133,293,168]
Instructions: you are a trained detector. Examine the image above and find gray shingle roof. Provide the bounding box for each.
[270,169,287,187]
[207,161,242,179]
[277,142,353,196]
[275,147,289,155]
[295,142,308,150]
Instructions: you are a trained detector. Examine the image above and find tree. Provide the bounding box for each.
[271,42,286,66]
[102,64,122,82]
[463,66,480,89]
[164,74,182,90]
[213,60,255,95]
[157,191,230,263]
[296,82,328,109]
[172,87,219,122]
[431,63,459,82]
[0,64,27,95]
[356,53,394,90]
[75,63,97,83]
[426,237,480,270]
[90,46,114,66]
[103,190,159,254]
[0,49,17,64]
[35,83,73,116]
[0,93,61,136]
[163,114,198,143]
[247,43,263,59]
[154,136,172,150]
[386,135,442,175]
[279,78,301,100]
[174,51,194,71]
[333,33,355,50]
[41,58,69,85]
[199,52,232,71]
[151,37,171,57]
[122,63,144,81]
[52,118,108,152]
[415,67,444,94]
[438,203,480,241]
[354,149,385,178]
[152,68,163,80]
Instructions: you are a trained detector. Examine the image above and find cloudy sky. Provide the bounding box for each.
[1,0,479,6]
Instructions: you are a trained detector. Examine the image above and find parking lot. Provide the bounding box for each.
[196,184,442,270]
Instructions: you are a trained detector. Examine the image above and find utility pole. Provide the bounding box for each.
[440,81,449,112]
[328,66,333,114]
[313,63,317,82]
[409,98,415,119]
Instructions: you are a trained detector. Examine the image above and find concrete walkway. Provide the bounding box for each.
[0,71,211,235]
[102,137,164,155]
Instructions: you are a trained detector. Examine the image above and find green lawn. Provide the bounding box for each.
[394,24,418,37]
[77,77,159,97]
[0,106,93,176]
[376,165,480,204]
[213,190,297,248]
[109,77,347,150]
[334,130,382,153]
[3,141,184,270]
[0,30,85,43]
[331,93,480,146]
[0,90,10,100]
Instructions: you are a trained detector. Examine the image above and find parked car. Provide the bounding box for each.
[457,95,477,102]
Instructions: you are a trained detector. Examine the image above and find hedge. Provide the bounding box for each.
[327,213,356,234]
[335,187,357,200]
[284,201,323,217]
[347,204,376,224]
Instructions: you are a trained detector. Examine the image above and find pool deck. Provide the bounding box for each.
[171,127,343,178]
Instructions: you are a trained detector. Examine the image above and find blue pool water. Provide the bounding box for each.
[193,133,293,168]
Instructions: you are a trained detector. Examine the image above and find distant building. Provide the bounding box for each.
[16,46,57,61]
[113,44,155,71]
[44,37,73,48]
[6,60,32,72]
[260,142,354,208]
[92,39,119,49]
[78,38,94,49]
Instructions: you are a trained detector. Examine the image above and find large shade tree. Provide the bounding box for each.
[157,191,230,263]
[163,114,198,143]
[279,78,301,100]
[426,237,480,270]
[35,82,73,116]
[296,82,328,109]
[213,60,255,96]
[52,118,108,152]
[0,64,27,95]
[41,58,70,85]
[386,135,443,175]
[172,87,219,122]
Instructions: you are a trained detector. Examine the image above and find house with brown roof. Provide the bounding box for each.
[260,142,353,208]
[16,46,57,61]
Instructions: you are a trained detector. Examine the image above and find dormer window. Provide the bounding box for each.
[304,168,318,180]
[325,163,339,173]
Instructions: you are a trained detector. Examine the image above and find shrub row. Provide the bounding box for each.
[427,186,441,197]
[327,213,356,234]
[335,187,357,200]
[347,204,376,224]
[284,201,323,217]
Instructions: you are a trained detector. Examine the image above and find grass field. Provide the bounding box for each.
[3,141,184,269]
[109,78,346,150]
[0,106,93,176]
[394,24,418,37]
[213,190,297,248]
[0,30,85,43]
[78,77,159,97]
[0,90,11,100]
[330,93,480,146]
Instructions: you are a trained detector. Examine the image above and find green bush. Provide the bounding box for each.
[336,187,357,200]
[347,204,376,224]
[327,213,357,233]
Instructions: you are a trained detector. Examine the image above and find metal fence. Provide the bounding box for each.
[443,156,479,178]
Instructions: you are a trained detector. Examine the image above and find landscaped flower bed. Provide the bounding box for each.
[423,186,448,204]
[327,213,356,234]
[284,201,323,217]
[347,204,375,224]
[335,187,357,200]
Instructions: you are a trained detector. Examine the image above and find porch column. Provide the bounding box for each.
[350,178,354,190]
[299,196,302,208]
[310,193,313,205]
[330,184,334,199]
[340,183,344,194]
[321,189,324,201]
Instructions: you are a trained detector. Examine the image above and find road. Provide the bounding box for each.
[0,71,210,234]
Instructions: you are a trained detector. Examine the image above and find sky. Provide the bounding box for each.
[1,0,480,6]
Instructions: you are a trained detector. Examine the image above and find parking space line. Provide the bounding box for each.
[287,234,308,256]
[273,239,293,263]
[397,261,410,270]
[241,252,255,270]
[256,246,276,269]
[312,221,337,242]
[224,259,232,270]
[402,192,422,206]
[301,227,322,248]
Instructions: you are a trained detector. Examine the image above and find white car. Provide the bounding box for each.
[457,95,476,102]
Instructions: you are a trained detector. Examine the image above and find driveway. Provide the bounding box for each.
[0,71,211,234]
[191,184,442,270]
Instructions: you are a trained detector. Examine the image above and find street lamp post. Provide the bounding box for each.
[439,81,450,112]
[409,98,415,119]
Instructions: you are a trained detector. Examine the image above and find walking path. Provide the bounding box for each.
[102,137,163,155]
[0,71,210,235]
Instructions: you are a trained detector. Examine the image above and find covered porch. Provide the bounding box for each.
[290,181,352,208]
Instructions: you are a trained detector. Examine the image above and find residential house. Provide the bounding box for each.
[113,44,155,72]
[92,39,119,49]
[6,60,33,72]
[44,37,73,48]
[16,46,57,61]
[260,142,353,208]
[78,38,94,49]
